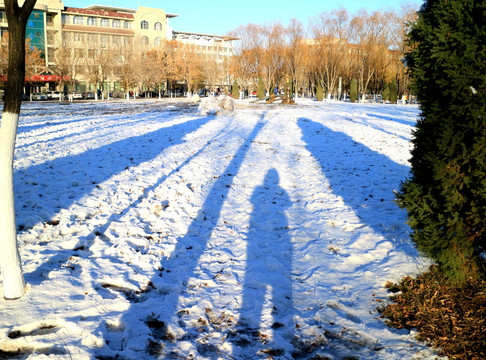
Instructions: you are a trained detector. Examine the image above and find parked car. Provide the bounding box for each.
[46,91,61,100]
[139,90,160,98]
[2,92,29,101]
[32,92,47,101]
[82,92,95,99]
[71,92,83,99]
[110,90,125,99]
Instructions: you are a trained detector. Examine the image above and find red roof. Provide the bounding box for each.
[64,7,134,19]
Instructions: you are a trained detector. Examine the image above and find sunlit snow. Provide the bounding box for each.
[0,98,441,359]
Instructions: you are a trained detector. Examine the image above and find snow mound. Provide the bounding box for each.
[198,95,234,116]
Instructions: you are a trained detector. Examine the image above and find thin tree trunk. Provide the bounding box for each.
[0,113,24,299]
[1,0,36,299]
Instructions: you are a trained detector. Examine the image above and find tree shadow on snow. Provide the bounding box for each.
[93,112,269,359]
[297,117,417,262]
[21,115,213,283]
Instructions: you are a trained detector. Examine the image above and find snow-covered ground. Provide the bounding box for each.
[0,98,440,359]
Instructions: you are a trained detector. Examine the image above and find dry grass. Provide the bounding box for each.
[381,265,486,360]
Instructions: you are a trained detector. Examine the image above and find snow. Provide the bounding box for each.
[0,98,442,359]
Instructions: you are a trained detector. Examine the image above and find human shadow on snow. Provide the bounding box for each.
[230,168,299,358]
[94,112,269,359]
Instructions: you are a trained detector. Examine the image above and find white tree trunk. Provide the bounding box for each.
[0,112,26,299]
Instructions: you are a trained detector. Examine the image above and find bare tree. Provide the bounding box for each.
[203,55,222,94]
[115,39,141,99]
[285,18,306,99]
[0,33,8,78]
[176,42,202,95]
[0,0,36,300]
[51,33,82,100]
[146,46,168,98]
[229,23,264,93]
[261,23,286,93]
[84,38,114,100]
[1,33,45,84]
[164,40,182,95]
[350,10,391,101]
[311,9,350,99]
[393,4,418,97]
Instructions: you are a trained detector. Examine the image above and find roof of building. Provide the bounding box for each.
[64,7,134,19]
[84,4,179,18]
[173,30,239,41]
[85,4,136,14]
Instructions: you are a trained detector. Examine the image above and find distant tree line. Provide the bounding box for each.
[228,6,417,101]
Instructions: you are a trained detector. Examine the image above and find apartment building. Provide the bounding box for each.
[0,0,236,94]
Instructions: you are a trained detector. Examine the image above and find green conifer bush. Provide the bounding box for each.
[397,0,486,283]
[257,78,265,99]
[389,79,398,104]
[383,85,390,102]
[316,83,324,101]
[350,78,358,103]
[231,80,239,99]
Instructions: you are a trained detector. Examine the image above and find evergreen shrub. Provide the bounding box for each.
[316,83,324,101]
[397,0,486,283]
[231,80,239,99]
[257,78,265,99]
[389,79,398,103]
[350,78,358,103]
[383,85,390,102]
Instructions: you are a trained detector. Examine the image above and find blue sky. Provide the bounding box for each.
[65,0,423,36]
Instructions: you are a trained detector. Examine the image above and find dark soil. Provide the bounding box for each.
[381,265,486,360]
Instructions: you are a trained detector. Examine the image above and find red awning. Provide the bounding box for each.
[26,75,71,82]
[0,75,71,82]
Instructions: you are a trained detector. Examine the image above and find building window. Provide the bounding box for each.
[113,36,121,45]
[112,19,120,28]
[100,35,108,43]
[141,20,148,30]
[124,20,132,29]
[154,37,161,46]
[88,49,96,58]
[73,15,84,25]
[46,14,54,25]
[87,17,96,26]
[124,37,132,45]
[47,48,56,62]
[154,22,162,31]
[47,30,56,45]
[141,36,149,45]
[75,48,85,58]
[88,34,97,42]
[74,33,84,42]
[100,18,109,27]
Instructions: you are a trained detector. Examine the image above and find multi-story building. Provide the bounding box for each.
[0,0,236,95]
